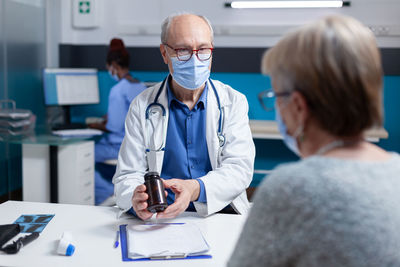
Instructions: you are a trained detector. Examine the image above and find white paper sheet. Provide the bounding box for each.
[126,223,210,259]
[52,128,103,137]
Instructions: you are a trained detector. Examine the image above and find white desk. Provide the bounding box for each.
[0,201,246,266]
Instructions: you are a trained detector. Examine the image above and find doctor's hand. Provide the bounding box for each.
[156,179,200,219]
[131,184,154,221]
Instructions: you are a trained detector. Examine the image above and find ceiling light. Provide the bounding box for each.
[225,1,351,9]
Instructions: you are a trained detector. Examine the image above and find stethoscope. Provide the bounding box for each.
[145,75,225,155]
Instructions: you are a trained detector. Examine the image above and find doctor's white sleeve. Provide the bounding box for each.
[113,98,147,212]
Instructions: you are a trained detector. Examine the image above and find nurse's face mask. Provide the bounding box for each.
[108,65,119,82]
[165,44,213,90]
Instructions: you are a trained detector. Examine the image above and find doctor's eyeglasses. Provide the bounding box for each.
[164,44,213,62]
[258,89,292,112]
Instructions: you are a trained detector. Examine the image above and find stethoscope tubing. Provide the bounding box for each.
[145,75,225,151]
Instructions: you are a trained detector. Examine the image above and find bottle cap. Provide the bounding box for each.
[66,244,75,256]
[57,231,75,256]
[144,171,160,181]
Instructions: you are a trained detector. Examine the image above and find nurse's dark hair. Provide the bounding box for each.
[262,15,383,137]
[106,38,130,68]
[161,12,214,44]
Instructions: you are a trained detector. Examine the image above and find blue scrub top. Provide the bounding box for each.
[105,78,147,145]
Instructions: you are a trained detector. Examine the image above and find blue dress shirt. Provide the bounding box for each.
[160,82,212,211]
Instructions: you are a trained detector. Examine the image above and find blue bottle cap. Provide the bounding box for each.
[66,244,75,256]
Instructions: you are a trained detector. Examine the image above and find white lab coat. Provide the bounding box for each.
[113,78,255,217]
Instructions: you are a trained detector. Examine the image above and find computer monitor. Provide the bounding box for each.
[43,68,100,129]
[43,68,100,106]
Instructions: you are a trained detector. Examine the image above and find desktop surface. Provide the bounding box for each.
[0,125,94,146]
[0,201,247,267]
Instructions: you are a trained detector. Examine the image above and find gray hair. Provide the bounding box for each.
[161,12,214,44]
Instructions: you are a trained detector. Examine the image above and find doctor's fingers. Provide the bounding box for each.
[134,191,148,202]
[135,184,147,193]
[137,209,153,221]
[162,179,184,192]
[136,201,148,211]
[156,202,185,219]
[132,200,153,220]
[157,193,190,219]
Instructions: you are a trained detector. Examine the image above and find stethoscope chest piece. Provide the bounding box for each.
[218,133,225,147]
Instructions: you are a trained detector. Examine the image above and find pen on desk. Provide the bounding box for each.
[114,230,119,248]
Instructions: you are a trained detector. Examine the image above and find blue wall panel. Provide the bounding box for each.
[70,71,400,187]
[376,76,400,153]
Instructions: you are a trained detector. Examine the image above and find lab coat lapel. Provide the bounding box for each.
[147,79,169,174]
[158,81,169,149]
[206,80,220,170]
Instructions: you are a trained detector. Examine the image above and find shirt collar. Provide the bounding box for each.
[167,81,208,111]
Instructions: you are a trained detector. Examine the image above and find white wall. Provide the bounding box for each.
[45,0,61,67]
[47,0,400,66]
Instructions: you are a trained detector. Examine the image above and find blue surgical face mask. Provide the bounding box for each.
[170,55,210,90]
[108,69,119,82]
[275,103,301,156]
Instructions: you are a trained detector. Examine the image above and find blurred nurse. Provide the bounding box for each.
[88,38,147,205]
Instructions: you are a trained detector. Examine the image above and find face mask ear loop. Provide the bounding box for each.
[293,123,304,143]
[282,92,305,142]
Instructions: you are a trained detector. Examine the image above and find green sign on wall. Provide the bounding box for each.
[79,1,90,14]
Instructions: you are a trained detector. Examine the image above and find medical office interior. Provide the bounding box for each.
[0,0,400,205]
[0,0,400,265]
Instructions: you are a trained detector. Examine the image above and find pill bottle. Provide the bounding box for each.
[144,172,168,213]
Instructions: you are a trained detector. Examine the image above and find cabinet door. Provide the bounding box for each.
[22,144,50,202]
[58,141,94,205]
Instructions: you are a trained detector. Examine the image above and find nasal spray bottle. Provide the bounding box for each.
[57,231,75,256]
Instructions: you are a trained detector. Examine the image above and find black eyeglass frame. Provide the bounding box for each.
[258,89,292,112]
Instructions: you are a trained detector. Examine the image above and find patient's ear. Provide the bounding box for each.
[289,91,309,126]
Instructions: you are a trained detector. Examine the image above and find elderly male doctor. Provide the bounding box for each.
[113,13,255,220]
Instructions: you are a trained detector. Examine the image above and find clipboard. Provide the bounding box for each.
[119,224,212,261]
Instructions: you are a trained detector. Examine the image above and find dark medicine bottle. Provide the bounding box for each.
[144,172,168,213]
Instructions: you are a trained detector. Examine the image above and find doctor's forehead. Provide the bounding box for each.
[167,14,212,46]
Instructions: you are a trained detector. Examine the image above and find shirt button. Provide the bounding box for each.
[188,140,192,144]
[191,165,194,169]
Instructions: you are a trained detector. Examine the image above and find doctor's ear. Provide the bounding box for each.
[160,44,169,64]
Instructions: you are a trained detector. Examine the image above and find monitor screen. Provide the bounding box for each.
[43,68,100,106]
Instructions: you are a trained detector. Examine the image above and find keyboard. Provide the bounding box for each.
[52,123,87,131]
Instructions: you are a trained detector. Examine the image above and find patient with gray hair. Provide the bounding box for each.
[228,15,400,267]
